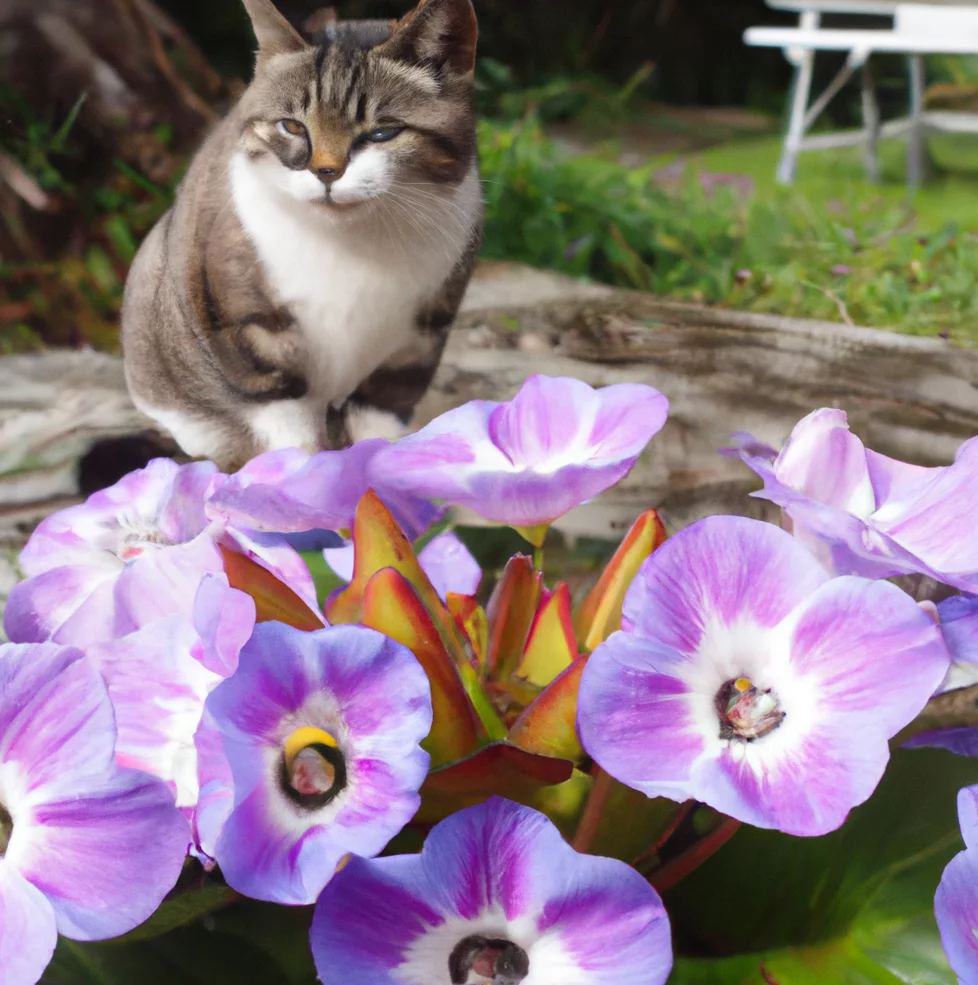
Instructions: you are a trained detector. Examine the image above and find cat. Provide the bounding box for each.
[121,0,482,471]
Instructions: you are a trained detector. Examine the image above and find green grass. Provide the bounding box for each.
[479,117,978,344]
[691,132,978,231]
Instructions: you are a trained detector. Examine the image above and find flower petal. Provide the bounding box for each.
[0,863,57,985]
[109,535,226,635]
[936,846,978,984]
[790,576,950,735]
[213,782,344,905]
[11,768,189,940]
[533,854,672,985]
[86,614,223,808]
[0,644,116,799]
[903,727,978,758]
[621,515,829,654]
[209,442,439,541]
[873,438,978,591]
[578,632,705,797]
[417,533,481,600]
[3,566,116,644]
[772,409,875,516]
[192,574,256,678]
[960,785,978,852]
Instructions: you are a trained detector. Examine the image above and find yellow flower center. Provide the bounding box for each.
[281,726,346,806]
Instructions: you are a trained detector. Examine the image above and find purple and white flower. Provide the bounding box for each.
[727,408,978,590]
[370,375,669,531]
[935,785,978,984]
[0,642,189,985]
[86,574,256,810]
[194,621,432,905]
[309,796,673,985]
[5,458,317,646]
[577,515,950,836]
[206,442,439,541]
[325,531,482,600]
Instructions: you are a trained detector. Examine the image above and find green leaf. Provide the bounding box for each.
[662,748,975,980]
[40,899,317,985]
[108,883,237,943]
[669,910,956,985]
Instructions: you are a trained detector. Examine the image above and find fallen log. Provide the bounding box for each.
[2,262,978,550]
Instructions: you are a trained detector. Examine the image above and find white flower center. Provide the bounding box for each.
[715,677,785,741]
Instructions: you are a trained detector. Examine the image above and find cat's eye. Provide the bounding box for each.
[277,119,307,138]
[365,126,404,143]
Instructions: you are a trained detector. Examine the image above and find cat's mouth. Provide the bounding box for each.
[315,190,373,213]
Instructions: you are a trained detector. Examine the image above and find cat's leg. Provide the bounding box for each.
[342,326,449,442]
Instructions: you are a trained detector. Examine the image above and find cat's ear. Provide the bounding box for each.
[377,0,478,80]
[241,0,307,59]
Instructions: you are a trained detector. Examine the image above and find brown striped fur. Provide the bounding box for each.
[122,0,482,469]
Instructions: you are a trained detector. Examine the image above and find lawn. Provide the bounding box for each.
[692,131,978,231]
[479,115,978,344]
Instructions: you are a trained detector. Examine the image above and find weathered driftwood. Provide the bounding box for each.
[3,262,978,550]
[423,261,978,541]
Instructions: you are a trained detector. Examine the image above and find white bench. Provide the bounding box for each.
[745,2,978,186]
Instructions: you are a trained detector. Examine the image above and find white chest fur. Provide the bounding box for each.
[230,152,480,409]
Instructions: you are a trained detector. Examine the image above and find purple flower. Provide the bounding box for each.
[935,595,978,692]
[0,642,189,985]
[902,595,978,757]
[370,375,669,530]
[417,532,482,598]
[5,458,317,646]
[309,797,673,985]
[206,442,439,541]
[577,516,950,836]
[194,622,432,905]
[727,408,978,590]
[935,786,978,983]
[86,575,255,810]
[325,531,482,600]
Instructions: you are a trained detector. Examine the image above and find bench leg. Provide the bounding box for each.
[777,12,820,186]
[907,54,926,190]
[861,60,880,184]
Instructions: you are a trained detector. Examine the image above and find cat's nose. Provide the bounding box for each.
[311,158,346,184]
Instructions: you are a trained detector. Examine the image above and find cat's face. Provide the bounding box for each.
[236,0,477,213]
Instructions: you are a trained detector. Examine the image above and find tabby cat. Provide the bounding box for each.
[121,0,482,470]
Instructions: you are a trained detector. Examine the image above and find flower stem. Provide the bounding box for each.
[632,800,694,873]
[533,545,544,572]
[648,815,741,893]
[572,766,614,853]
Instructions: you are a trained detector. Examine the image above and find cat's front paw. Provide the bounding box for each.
[345,406,409,444]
